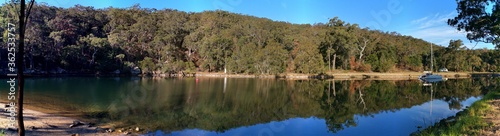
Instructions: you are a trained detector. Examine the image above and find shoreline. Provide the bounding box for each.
[415,86,500,135]
[0,100,139,135]
[193,72,492,80]
[0,102,108,136]
[2,71,498,80]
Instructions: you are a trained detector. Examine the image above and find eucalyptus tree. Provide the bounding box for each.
[320,17,356,71]
[448,0,500,49]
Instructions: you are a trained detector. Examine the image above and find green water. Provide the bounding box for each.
[1,77,498,135]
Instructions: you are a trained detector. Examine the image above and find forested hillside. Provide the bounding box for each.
[1,3,499,75]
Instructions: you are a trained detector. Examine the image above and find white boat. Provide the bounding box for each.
[419,43,443,82]
[419,71,443,82]
[419,71,443,80]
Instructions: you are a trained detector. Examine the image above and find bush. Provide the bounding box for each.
[185,61,196,74]
[357,63,372,72]
[139,57,155,74]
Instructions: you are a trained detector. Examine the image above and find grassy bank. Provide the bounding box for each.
[415,85,500,135]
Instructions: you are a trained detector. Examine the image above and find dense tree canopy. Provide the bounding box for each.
[448,0,500,48]
[1,3,499,75]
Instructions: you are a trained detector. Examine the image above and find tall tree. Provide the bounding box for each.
[448,0,500,48]
[12,0,36,135]
[2,2,498,77]
[355,28,379,63]
[320,17,356,71]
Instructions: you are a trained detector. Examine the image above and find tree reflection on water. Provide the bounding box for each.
[102,78,497,133]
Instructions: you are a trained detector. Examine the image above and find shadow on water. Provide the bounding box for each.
[1,77,499,135]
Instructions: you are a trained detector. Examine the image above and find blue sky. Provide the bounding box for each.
[35,0,495,49]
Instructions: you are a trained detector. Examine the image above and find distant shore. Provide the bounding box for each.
[2,71,499,80]
[193,72,498,80]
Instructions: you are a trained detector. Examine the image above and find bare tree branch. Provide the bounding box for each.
[24,0,35,26]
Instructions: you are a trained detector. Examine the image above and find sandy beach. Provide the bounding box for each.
[0,103,112,136]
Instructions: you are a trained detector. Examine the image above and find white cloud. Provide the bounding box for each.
[403,11,495,49]
[411,11,455,29]
[410,16,428,24]
[407,26,463,45]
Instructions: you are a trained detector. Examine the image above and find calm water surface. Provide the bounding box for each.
[1,77,499,136]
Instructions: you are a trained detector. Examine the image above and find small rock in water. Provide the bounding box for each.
[96,127,106,133]
[73,121,82,126]
[135,127,140,132]
[124,131,131,135]
[118,129,123,133]
[106,128,114,133]
[70,121,83,128]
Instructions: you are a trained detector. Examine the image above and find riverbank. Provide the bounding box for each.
[414,86,500,135]
[0,100,142,135]
[3,71,498,80]
[194,72,490,80]
[0,102,107,136]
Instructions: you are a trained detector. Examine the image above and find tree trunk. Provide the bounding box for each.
[358,39,368,62]
[17,0,26,135]
[327,49,331,72]
[16,1,35,135]
[333,54,337,71]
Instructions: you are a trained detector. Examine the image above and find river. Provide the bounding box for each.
[1,77,498,135]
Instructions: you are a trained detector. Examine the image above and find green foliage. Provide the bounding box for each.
[139,57,155,73]
[293,38,325,74]
[184,61,196,74]
[166,60,186,73]
[200,38,233,72]
[0,3,498,74]
[377,51,394,72]
[407,55,423,71]
[449,0,500,48]
[116,54,125,60]
[365,50,395,72]
[320,17,357,71]
[254,41,288,74]
[435,40,489,72]
[226,42,258,74]
[124,61,136,69]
